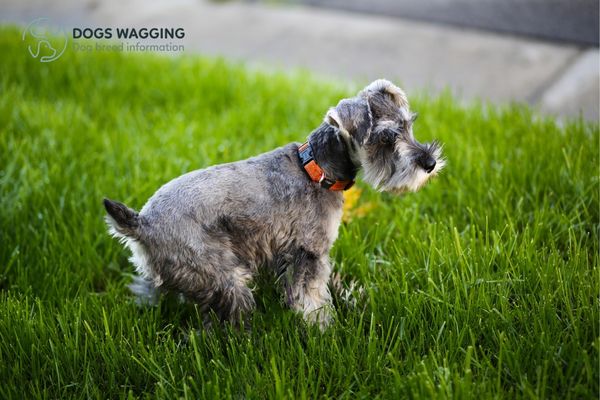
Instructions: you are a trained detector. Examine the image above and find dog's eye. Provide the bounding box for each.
[382,129,400,144]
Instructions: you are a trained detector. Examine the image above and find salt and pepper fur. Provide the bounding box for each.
[104,79,444,330]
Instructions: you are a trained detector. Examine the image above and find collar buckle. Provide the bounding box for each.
[298,142,355,191]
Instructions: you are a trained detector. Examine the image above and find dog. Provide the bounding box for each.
[104,79,444,330]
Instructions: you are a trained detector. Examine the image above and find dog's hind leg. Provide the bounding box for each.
[171,261,257,328]
[202,276,256,328]
[198,269,256,325]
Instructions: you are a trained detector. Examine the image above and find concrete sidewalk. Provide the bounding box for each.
[294,0,599,46]
[2,0,598,121]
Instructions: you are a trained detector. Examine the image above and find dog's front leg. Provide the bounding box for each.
[285,251,334,330]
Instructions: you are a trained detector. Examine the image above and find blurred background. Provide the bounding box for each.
[2,0,598,120]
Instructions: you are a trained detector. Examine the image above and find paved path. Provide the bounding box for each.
[2,0,597,121]
[293,0,599,46]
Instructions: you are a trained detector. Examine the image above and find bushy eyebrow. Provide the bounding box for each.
[377,119,398,129]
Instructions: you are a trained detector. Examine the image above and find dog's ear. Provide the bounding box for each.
[324,97,372,145]
[358,79,408,108]
[358,79,410,122]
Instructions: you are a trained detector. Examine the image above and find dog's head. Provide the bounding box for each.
[325,79,444,193]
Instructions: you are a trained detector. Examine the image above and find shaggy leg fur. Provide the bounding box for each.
[158,256,257,327]
[285,252,333,330]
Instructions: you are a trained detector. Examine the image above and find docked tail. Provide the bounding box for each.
[103,198,140,238]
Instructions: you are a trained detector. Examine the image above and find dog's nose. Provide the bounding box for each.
[418,155,436,173]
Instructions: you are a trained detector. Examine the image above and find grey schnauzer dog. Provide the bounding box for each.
[104,79,444,329]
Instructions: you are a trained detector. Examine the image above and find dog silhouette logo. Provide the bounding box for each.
[22,18,68,63]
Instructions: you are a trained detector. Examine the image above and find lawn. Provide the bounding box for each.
[0,27,598,399]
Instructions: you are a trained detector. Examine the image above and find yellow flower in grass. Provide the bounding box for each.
[342,186,376,222]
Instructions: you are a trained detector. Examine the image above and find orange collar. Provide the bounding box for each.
[298,142,355,191]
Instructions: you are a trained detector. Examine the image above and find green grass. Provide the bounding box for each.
[0,27,598,399]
